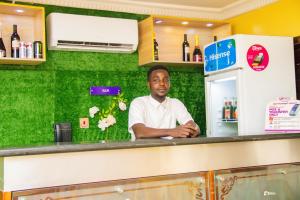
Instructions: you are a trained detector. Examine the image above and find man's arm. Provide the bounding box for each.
[173,99,200,138]
[132,123,198,139]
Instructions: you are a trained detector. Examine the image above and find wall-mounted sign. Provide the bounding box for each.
[247,44,269,71]
[90,86,121,96]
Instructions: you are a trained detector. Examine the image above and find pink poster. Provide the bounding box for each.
[246,44,269,71]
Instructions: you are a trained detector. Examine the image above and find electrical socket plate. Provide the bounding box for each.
[80,118,89,128]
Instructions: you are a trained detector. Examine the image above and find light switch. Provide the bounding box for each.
[80,118,89,128]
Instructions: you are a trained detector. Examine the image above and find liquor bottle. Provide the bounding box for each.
[182,34,190,62]
[11,24,20,58]
[193,35,202,62]
[153,32,159,61]
[0,24,6,58]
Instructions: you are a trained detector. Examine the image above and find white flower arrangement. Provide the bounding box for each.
[89,93,127,131]
[119,101,127,111]
[89,106,100,118]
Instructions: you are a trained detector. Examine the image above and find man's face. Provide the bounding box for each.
[148,69,170,102]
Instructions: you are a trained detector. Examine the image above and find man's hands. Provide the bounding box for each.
[168,121,200,138]
[132,121,200,139]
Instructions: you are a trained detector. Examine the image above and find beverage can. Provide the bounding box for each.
[26,42,33,58]
[33,41,42,59]
[19,41,26,58]
[0,50,5,58]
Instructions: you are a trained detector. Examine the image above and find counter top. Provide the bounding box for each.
[1,133,300,157]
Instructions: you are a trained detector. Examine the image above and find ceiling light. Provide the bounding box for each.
[155,19,163,24]
[181,21,189,25]
[16,9,24,13]
[206,23,214,27]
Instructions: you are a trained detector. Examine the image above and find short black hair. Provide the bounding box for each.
[147,65,170,81]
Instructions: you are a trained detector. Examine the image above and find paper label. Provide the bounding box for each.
[265,98,300,132]
[12,40,19,48]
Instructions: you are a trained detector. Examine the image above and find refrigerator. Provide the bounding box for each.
[204,34,296,137]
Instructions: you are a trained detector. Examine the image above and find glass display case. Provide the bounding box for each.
[10,163,300,200]
[214,163,300,200]
[13,172,208,200]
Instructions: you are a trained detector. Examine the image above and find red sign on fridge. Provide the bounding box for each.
[246,44,269,71]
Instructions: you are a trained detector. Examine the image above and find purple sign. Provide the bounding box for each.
[90,86,121,96]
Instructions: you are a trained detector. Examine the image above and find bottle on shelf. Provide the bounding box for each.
[229,99,234,119]
[222,97,238,121]
[193,34,202,62]
[0,23,6,58]
[182,34,190,62]
[222,97,227,120]
[153,32,159,61]
[11,24,20,58]
[232,97,238,120]
[225,99,232,120]
[214,35,218,42]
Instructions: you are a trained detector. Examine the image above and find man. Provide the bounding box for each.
[128,65,200,140]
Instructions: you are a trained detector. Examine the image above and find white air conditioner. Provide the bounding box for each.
[46,13,138,53]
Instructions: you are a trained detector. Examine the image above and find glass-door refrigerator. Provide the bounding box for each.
[204,34,296,137]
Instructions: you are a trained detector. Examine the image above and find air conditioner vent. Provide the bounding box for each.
[57,40,134,50]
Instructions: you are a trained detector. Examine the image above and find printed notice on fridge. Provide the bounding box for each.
[265,97,300,133]
[247,44,269,72]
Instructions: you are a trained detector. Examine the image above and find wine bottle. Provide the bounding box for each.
[182,34,190,62]
[11,24,20,58]
[153,32,159,61]
[0,24,6,58]
[193,35,202,62]
[214,36,218,42]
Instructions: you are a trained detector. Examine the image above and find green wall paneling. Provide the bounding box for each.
[0,70,55,148]
[0,2,206,147]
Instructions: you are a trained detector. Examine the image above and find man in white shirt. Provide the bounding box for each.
[128,65,200,140]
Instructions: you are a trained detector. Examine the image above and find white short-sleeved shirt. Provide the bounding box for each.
[128,95,193,140]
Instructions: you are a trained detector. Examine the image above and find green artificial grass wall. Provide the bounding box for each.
[0,3,206,147]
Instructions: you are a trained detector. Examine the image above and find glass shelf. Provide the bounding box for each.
[221,119,238,123]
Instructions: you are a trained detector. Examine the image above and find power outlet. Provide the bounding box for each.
[80,118,89,128]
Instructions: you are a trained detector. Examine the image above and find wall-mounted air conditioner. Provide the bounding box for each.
[46,13,138,53]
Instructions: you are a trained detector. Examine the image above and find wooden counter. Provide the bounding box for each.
[1,133,300,196]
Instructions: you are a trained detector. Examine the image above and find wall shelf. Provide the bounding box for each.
[0,57,45,65]
[138,16,231,67]
[0,2,46,66]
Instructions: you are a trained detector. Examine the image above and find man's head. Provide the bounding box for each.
[147,65,170,102]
